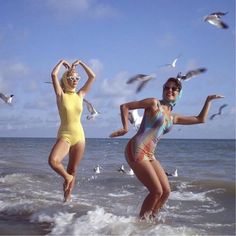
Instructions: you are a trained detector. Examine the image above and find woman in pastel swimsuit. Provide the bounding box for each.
[110,77,223,219]
[48,59,95,202]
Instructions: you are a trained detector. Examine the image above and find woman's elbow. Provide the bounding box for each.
[120,104,128,111]
[197,116,206,123]
[90,72,96,80]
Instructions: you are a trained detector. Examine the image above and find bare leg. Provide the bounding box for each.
[64,141,85,202]
[150,160,171,214]
[48,139,73,192]
[127,159,163,218]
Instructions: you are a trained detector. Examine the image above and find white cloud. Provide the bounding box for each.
[45,0,118,20]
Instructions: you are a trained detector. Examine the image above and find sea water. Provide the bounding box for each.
[0,138,235,235]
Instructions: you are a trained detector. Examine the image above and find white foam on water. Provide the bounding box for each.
[0,173,31,184]
[108,190,133,197]
[170,190,211,202]
[33,206,199,236]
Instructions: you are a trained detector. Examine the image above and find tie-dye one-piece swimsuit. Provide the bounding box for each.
[125,104,173,162]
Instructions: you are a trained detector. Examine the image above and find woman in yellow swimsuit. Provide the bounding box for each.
[110,77,223,220]
[48,59,96,202]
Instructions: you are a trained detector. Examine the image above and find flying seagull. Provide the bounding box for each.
[204,12,229,29]
[83,98,100,120]
[126,74,155,93]
[176,68,207,81]
[158,55,181,68]
[128,109,143,131]
[210,104,228,120]
[0,93,14,105]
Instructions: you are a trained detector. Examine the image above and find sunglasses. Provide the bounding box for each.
[164,86,179,92]
[67,76,81,82]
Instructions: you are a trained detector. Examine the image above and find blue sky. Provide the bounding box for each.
[0,0,235,139]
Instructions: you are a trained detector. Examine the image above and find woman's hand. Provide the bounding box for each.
[207,95,224,102]
[71,60,81,68]
[60,60,71,69]
[109,128,128,138]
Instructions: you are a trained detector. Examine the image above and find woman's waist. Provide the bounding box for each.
[128,138,157,156]
[58,123,84,132]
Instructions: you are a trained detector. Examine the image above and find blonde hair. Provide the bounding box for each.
[60,69,77,92]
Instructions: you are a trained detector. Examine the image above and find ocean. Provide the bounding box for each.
[0,138,235,236]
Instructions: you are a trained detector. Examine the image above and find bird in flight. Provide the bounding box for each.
[158,55,181,68]
[83,98,100,120]
[176,68,207,81]
[126,74,155,93]
[0,93,14,105]
[210,104,228,120]
[204,12,229,29]
[128,109,143,131]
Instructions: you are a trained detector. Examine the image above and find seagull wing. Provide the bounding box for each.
[136,80,148,93]
[210,113,217,120]
[218,104,228,114]
[83,99,96,114]
[0,93,7,103]
[171,55,181,67]
[211,12,228,17]
[126,74,146,84]
[185,68,207,80]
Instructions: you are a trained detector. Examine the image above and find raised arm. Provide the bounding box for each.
[51,60,71,97]
[173,95,224,125]
[72,60,96,97]
[109,98,158,138]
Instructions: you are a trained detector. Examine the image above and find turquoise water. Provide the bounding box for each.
[0,138,235,235]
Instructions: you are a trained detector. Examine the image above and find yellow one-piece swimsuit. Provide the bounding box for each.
[57,92,85,146]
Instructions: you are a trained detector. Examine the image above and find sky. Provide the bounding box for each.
[0,0,235,139]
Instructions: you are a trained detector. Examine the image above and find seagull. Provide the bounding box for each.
[118,165,126,173]
[128,109,143,131]
[210,104,228,120]
[204,12,229,29]
[176,68,207,81]
[158,55,181,68]
[126,74,155,93]
[94,165,101,174]
[0,93,14,105]
[165,169,178,177]
[44,81,52,84]
[83,98,100,120]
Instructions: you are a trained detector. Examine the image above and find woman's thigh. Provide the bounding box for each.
[128,160,163,193]
[49,139,70,162]
[67,141,85,170]
[150,160,171,192]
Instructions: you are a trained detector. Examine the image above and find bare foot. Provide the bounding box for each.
[64,176,75,202]
[63,174,73,192]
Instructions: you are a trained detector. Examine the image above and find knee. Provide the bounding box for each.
[151,187,171,200]
[162,187,171,199]
[48,156,59,168]
[150,189,163,201]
